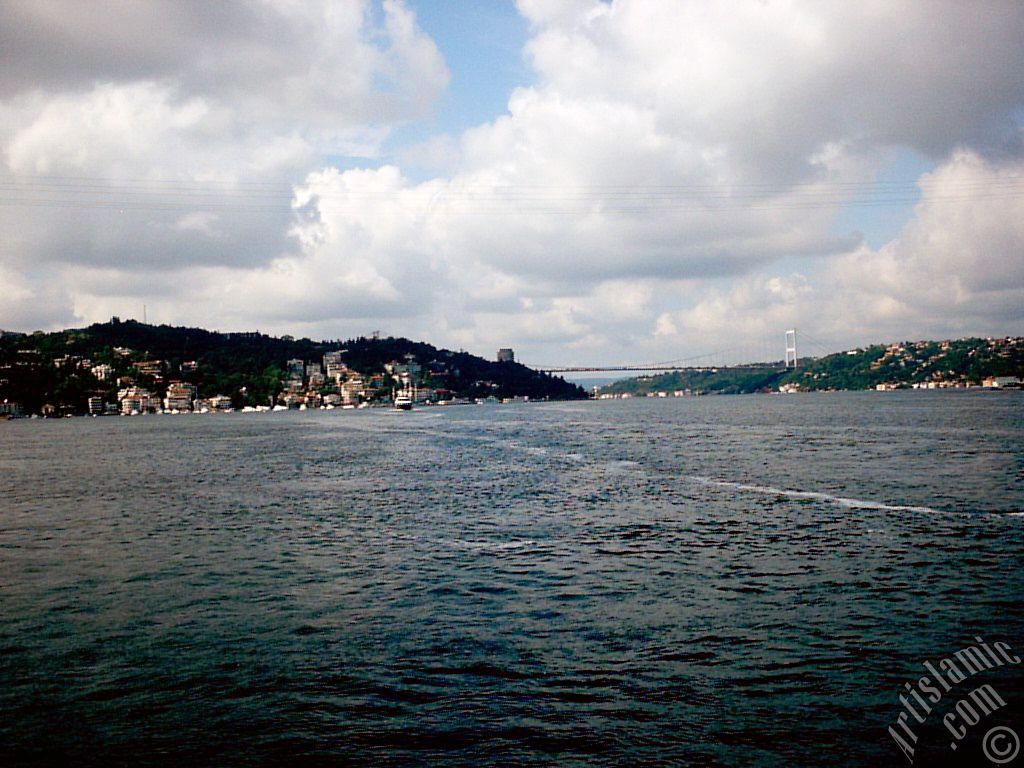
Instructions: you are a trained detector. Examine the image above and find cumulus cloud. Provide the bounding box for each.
[0,0,448,128]
[0,0,447,327]
[653,151,1024,357]
[830,151,1024,336]
[266,0,1023,361]
[1,0,1022,366]
[517,0,1024,165]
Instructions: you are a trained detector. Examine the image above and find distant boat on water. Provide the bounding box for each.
[394,384,414,410]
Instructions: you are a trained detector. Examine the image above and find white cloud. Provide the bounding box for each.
[830,151,1024,337]
[648,151,1024,355]
[517,0,1024,166]
[1,0,1023,366]
[0,1,448,130]
[0,0,448,329]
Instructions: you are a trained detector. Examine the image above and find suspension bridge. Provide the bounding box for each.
[531,329,832,374]
[534,362,786,374]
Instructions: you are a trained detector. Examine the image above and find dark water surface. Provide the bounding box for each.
[2,392,1022,766]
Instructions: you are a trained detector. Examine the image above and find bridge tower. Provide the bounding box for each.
[785,329,799,368]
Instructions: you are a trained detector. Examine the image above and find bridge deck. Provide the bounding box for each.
[535,364,788,373]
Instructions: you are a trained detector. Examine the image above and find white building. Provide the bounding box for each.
[209,394,233,411]
[340,374,366,404]
[164,382,197,412]
[983,376,1021,388]
[92,364,113,381]
[120,387,155,414]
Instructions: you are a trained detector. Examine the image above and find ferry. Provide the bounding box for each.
[394,383,415,410]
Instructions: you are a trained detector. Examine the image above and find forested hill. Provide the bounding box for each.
[599,336,1024,396]
[0,319,585,413]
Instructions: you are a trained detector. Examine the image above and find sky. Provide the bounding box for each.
[1,0,1023,367]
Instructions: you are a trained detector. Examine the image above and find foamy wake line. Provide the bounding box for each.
[690,476,944,514]
[446,539,538,552]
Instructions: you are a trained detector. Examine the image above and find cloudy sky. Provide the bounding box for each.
[2,0,1023,367]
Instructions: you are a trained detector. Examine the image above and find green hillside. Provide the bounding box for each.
[600,337,1024,396]
[0,319,585,414]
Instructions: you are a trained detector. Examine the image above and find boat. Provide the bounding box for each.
[394,382,415,410]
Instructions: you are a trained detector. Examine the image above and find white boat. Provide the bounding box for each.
[394,382,416,410]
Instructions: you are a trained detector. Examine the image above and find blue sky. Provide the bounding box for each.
[407,1,531,136]
[329,1,532,172]
[829,150,934,250]
[0,0,1022,364]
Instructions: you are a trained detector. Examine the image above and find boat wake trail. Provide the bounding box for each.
[689,476,945,514]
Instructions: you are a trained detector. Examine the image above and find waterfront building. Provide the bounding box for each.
[340,376,364,405]
[120,387,155,414]
[209,394,233,411]
[983,376,1021,388]
[0,400,24,417]
[164,382,197,412]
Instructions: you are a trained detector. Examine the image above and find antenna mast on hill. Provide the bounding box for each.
[785,329,799,368]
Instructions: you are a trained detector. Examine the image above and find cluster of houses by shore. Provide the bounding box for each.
[778,376,1021,394]
[871,376,1021,392]
[4,348,460,418]
[0,340,541,418]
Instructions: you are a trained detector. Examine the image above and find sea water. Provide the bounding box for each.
[1,391,1022,766]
